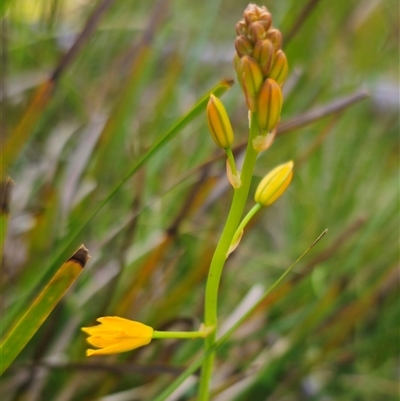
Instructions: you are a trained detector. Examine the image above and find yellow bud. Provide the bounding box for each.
[237,55,264,111]
[266,29,282,51]
[234,35,254,57]
[256,78,283,131]
[253,39,274,76]
[268,50,288,86]
[254,161,293,206]
[206,94,234,149]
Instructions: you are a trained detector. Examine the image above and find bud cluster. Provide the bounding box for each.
[233,4,288,132]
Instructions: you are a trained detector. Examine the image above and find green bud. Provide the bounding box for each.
[254,161,293,206]
[268,50,288,86]
[256,78,283,131]
[206,94,234,149]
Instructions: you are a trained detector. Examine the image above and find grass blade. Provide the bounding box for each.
[0,245,90,375]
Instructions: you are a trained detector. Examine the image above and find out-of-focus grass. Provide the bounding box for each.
[1,0,398,400]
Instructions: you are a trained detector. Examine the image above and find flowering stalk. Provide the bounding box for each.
[199,111,260,400]
[79,6,291,400]
[199,4,290,400]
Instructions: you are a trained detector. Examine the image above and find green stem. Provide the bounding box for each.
[152,329,212,339]
[231,202,262,245]
[153,229,328,401]
[198,112,260,400]
[226,147,237,175]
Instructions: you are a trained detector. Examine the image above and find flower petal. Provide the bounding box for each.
[86,333,130,347]
[86,337,152,356]
[96,317,153,337]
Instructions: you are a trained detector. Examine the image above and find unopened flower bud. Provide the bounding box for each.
[258,10,272,28]
[268,50,288,86]
[243,4,261,25]
[244,4,269,25]
[234,35,254,57]
[248,21,268,42]
[235,20,248,36]
[266,29,282,51]
[206,94,234,149]
[237,55,264,111]
[253,39,274,76]
[256,78,283,131]
[255,161,293,206]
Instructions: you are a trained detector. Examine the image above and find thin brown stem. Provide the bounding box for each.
[284,0,324,46]
[50,0,117,82]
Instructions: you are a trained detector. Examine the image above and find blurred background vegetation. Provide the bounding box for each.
[1,0,398,400]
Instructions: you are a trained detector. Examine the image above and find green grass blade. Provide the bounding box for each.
[44,78,234,277]
[2,78,234,349]
[0,245,90,376]
[153,230,328,401]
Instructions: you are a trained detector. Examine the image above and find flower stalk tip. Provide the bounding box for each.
[233,3,289,113]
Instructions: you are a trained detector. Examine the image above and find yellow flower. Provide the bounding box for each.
[82,316,153,356]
